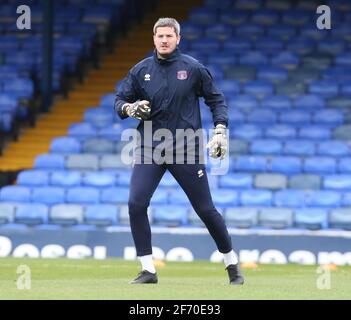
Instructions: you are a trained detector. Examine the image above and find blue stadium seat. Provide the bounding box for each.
[66,187,100,204]
[243,80,273,99]
[219,10,249,26]
[84,204,118,226]
[0,93,18,114]
[318,141,349,157]
[240,190,272,206]
[50,171,81,187]
[82,172,116,187]
[168,189,188,205]
[274,190,306,208]
[303,157,337,174]
[84,108,113,128]
[68,123,97,141]
[323,175,351,190]
[338,158,351,173]
[294,94,325,110]
[282,9,311,26]
[3,79,34,100]
[100,187,129,204]
[159,172,178,188]
[180,22,203,41]
[216,79,240,96]
[99,93,115,108]
[50,137,81,154]
[279,110,311,125]
[97,124,123,141]
[205,24,232,41]
[318,39,346,55]
[265,125,296,140]
[152,205,188,226]
[115,171,132,186]
[31,187,65,204]
[207,53,236,66]
[270,156,301,174]
[247,109,277,125]
[236,24,264,40]
[313,109,344,126]
[232,124,262,140]
[335,52,351,67]
[34,154,65,170]
[309,81,339,98]
[211,189,239,207]
[191,39,220,51]
[283,140,315,156]
[189,7,217,25]
[15,203,49,225]
[50,204,84,226]
[271,51,299,70]
[99,154,128,171]
[308,191,341,208]
[257,68,288,83]
[235,155,267,172]
[239,51,268,66]
[267,25,296,40]
[222,37,251,54]
[236,0,262,10]
[17,170,49,186]
[258,208,293,229]
[0,186,31,202]
[261,95,292,110]
[250,139,282,155]
[341,81,351,95]
[228,95,258,110]
[219,174,253,189]
[252,10,279,26]
[294,209,328,230]
[298,126,331,140]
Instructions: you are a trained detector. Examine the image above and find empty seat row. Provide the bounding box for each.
[1,202,350,230]
[1,185,351,208]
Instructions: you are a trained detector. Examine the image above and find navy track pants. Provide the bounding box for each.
[128,162,233,256]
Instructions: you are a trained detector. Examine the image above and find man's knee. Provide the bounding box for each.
[128,199,149,214]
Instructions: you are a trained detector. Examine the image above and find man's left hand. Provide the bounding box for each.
[206,124,228,160]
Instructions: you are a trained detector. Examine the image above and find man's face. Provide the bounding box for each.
[153,26,180,58]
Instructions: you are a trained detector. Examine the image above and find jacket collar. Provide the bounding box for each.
[153,47,180,65]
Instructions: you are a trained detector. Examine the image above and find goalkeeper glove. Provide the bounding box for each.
[206,124,228,160]
[121,100,151,120]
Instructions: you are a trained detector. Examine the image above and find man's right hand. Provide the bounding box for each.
[122,100,151,120]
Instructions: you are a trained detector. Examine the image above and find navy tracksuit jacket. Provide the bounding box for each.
[114,48,232,256]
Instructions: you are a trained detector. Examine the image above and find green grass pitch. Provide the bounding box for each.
[0,258,349,300]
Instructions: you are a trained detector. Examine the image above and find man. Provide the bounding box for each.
[114,17,243,285]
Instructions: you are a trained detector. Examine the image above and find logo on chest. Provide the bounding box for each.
[177,70,188,80]
[144,74,151,81]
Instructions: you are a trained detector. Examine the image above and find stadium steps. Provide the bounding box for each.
[0,0,202,171]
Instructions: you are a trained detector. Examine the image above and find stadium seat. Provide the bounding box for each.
[329,209,351,230]
[239,51,268,66]
[17,170,49,186]
[289,175,321,190]
[98,124,124,141]
[50,171,81,187]
[236,24,264,40]
[294,209,329,230]
[323,175,351,190]
[219,174,253,189]
[318,141,350,157]
[232,124,262,140]
[270,156,301,174]
[247,109,277,125]
[309,81,339,99]
[235,155,267,172]
[303,157,336,174]
[333,125,351,141]
[265,125,296,140]
[180,22,203,41]
[261,95,291,109]
[84,204,118,226]
[0,186,31,202]
[31,187,65,205]
[82,172,115,187]
[50,137,81,154]
[250,140,282,155]
[50,204,84,226]
[211,189,238,207]
[187,208,205,227]
[283,140,315,156]
[225,207,258,228]
[258,208,293,229]
[313,110,344,126]
[274,190,306,208]
[254,173,287,190]
[279,110,311,125]
[189,7,217,25]
[66,187,100,204]
[34,154,66,170]
[229,139,249,155]
[243,80,273,99]
[84,108,113,128]
[152,205,188,227]
[307,191,341,208]
[15,203,49,225]
[100,187,129,204]
[150,188,169,205]
[294,94,325,110]
[240,190,272,206]
[66,154,99,171]
[338,158,351,173]
[205,24,232,41]
[298,126,331,140]
[0,203,16,224]
[82,138,115,154]
[68,123,97,141]
[222,37,251,54]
